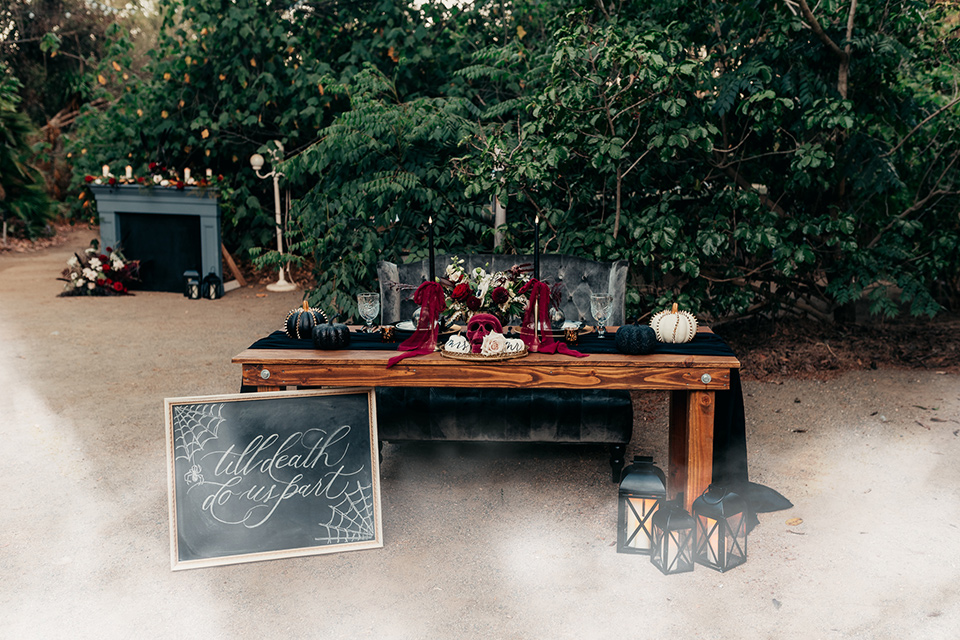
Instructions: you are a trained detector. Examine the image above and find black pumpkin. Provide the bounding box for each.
[285,301,327,339]
[312,320,351,350]
[615,323,657,355]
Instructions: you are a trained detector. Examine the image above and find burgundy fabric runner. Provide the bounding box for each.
[387,281,446,368]
[519,279,586,357]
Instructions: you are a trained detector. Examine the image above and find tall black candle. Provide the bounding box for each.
[533,214,540,281]
[428,216,436,282]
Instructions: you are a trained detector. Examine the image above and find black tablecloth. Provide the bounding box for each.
[245,329,791,520]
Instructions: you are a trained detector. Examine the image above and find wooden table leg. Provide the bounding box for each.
[668,389,715,513]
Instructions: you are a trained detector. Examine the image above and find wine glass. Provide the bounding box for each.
[357,292,381,332]
[590,293,613,339]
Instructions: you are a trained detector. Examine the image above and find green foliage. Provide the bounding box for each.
[284,66,488,320]
[0,64,56,239]
[51,0,960,320]
[458,2,960,320]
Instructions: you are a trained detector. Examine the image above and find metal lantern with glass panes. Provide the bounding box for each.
[616,456,666,555]
[650,498,695,575]
[202,272,222,300]
[183,270,201,300]
[692,485,748,572]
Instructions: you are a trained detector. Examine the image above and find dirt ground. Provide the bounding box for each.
[2,226,959,639]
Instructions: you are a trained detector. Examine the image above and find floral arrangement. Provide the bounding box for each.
[83,162,224,191]
[58,241,140,296]
[442,256,532,323]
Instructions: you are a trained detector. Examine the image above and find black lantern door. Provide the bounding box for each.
[202,271,222,299]
[650,499,695,575]
[692,485,748,572]
[183,270,200,299]
[616,456,666,555]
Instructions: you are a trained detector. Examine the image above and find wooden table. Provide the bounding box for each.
[233,344,740,513]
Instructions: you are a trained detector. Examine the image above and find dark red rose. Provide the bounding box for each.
[466,295,481,311]
[176,180,185,190]
[452,283,472,302]
[149,162,158,171]
[84,175,95,183]
[105,247,113,252]
[136,176,145,184]
[491,286,509,305]
[98,254,108,262]
[108,177,117,185]
[113,281,125,292]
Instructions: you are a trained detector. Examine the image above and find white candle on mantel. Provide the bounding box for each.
[102,165,110,177]
[125,165,133,179]
[205,168,213,178]
[184,168,191,182]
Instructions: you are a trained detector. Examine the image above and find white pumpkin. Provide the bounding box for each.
[504,338,525,353]
[650,303,698,343]
[444,334,471,353]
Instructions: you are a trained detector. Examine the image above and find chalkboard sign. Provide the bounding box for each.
[164,388,382,570]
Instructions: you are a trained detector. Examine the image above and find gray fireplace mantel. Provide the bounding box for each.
[92,185,222,288]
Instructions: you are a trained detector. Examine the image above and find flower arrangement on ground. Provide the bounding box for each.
[442,256,532,324]
[58,241,140,296]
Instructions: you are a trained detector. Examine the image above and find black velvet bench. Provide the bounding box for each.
[376,254,633,481]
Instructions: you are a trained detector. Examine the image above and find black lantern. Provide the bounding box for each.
[650,498,695,575]
[616,456,666,555]
[202,272,222,300]
[692,485,748,572]
[183,270,201,299]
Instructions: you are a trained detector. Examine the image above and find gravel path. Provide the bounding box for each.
[2,228,958,639]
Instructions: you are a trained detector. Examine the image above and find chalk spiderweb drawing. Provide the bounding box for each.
[316,481,376,544]
[173,403,225,486]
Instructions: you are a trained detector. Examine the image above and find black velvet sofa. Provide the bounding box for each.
[375,254,634,481]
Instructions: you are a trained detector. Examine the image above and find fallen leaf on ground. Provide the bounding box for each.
[786,517,803,526]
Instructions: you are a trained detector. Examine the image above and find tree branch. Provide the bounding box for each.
[719,163,789,217]
[866,161,960,251]
[882,95,960,158]
[796,0,845,59]
[796,0,854,98]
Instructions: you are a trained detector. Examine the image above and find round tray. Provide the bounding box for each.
[440,347,528,362]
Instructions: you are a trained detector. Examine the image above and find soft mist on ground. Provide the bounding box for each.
[1,229,958,639]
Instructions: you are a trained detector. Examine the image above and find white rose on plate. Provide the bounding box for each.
[480,331,507,356]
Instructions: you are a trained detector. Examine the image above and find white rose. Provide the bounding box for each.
[67,256,79,267]
[82,267,98,280]
[112,260,124,271]
[153,174,162,184]
[89,257,101,268]
[74,279,85,288]
[480,331,507,356]
[87,282,96,290]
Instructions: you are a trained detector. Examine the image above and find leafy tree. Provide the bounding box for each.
[463,1,960,320]
[0,63,55,241]
[66,0,503,255]
[283,65,487,318]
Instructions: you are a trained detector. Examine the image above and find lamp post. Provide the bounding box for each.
[250,141,297,292]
